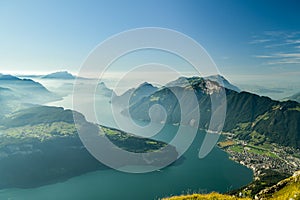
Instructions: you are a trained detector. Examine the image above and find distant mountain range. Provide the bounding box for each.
[41,71,76,79]
[112,82,158,106]
[96,82,116,97]
[124,76,300,149]
[17,71,79,80]
[113,75,240,107]
[284,92,300,103]
[0,74,60,115]
[0,74,59,101]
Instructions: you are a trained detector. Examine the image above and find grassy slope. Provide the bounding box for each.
[0,106,172,153]
[257,171,300,200]
[271,182,300,200]
[162,193,251,200]
[163,171,300,200]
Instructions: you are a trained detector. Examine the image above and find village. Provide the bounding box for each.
[219,137,300,179]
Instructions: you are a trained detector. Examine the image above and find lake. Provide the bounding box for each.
[0,81,253,200]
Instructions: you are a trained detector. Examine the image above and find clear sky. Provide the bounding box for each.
[0,0,300,85]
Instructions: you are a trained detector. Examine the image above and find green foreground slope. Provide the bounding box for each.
[163,171,300,200]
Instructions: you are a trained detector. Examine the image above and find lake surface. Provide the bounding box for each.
[0,82,253,200]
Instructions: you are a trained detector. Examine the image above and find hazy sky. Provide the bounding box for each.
[1,0,300,84]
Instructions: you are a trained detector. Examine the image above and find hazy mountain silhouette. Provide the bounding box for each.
[42,71,75,79]
[284,92,300,103]
[112,82,158,106]
[0,73,60,115]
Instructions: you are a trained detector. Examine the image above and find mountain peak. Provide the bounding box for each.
[165,76,204,88]
[113,82,159,106]
[96,82,116,97]
[204,74,240,92]
[98,81,107,87]
[42,71,75,79]
[138,82,155,88]
[0,73,21,81]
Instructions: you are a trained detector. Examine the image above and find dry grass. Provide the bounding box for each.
[265,177,300,200]
[162,192,251,200]
[162,172,300,200]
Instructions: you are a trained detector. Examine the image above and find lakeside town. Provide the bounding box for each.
[218,134,300,179]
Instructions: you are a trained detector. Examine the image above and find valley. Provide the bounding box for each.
[0,72,299,199]
[3,1,300,199]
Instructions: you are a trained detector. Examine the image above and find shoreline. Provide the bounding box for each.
[217,133,300,180]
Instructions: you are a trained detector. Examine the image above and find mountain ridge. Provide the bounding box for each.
[284,92,300,103]
[112,81,158,106]
[126,76,300,149]
[0,74,60,115]
[165,75,240,92]
[42,71,75,79]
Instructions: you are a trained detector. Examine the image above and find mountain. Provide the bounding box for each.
[0,106,177,189]
[165,76,204,87]
[42,71,75,79]
[284,92,300,103]
[112,82,158,106]
[163,170,300,200]
[0,87,22,116]
[96,82,116,97]
[165,75,240,92]
[126,76,300,149]
[0,74,60,115]
[204,75,240,92]
[0,74,20,81]
[0,73,177,189]
[0,87,16,99]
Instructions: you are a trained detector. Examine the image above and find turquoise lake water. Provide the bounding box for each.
[0,92,253,200]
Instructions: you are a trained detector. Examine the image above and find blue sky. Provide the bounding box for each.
[0,0,300,84]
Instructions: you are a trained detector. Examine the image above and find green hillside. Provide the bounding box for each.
[127,77,300,149]
[0,106,177,189]
[0,74,61,116]
[162,171,300,200]
[163,193,251,200]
